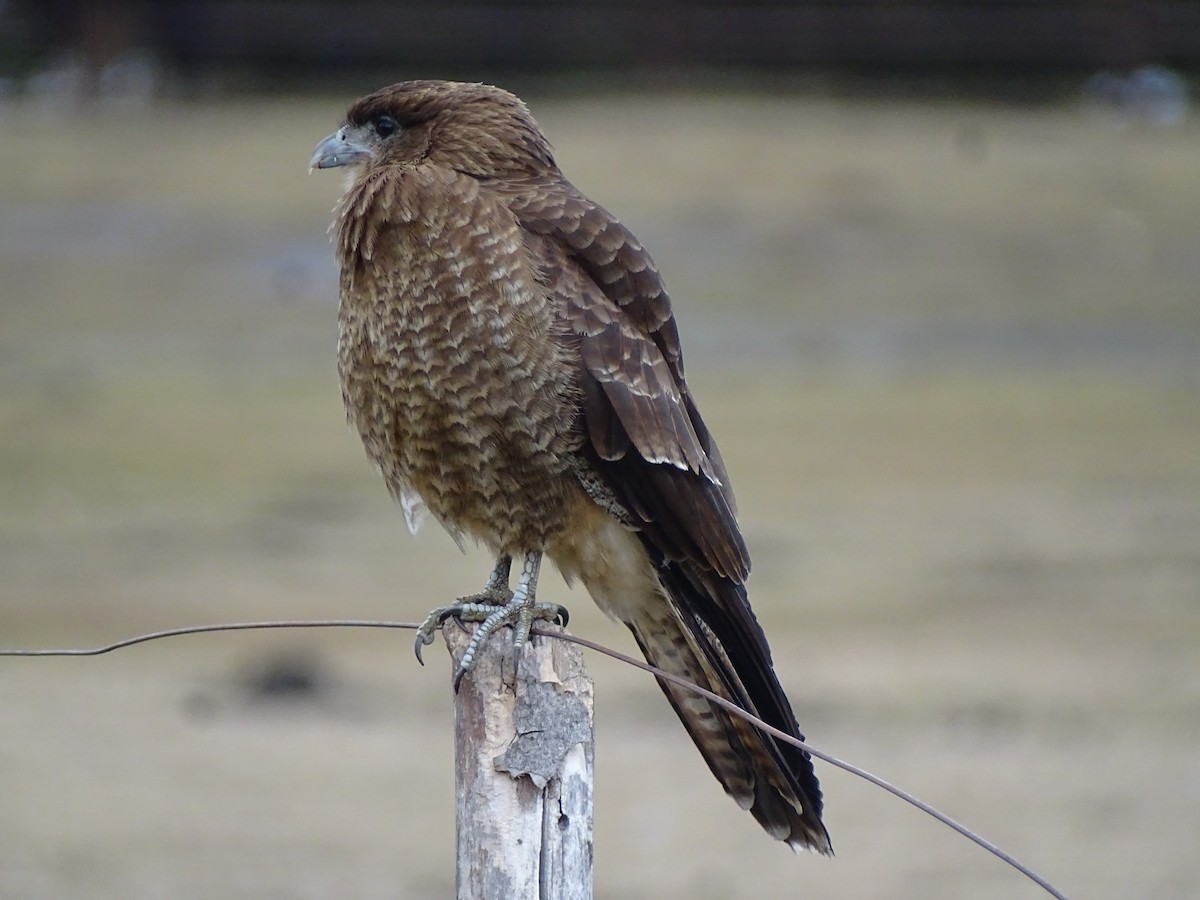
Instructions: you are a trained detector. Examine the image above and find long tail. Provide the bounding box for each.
[557,505,830,852]
[623,552,832,854]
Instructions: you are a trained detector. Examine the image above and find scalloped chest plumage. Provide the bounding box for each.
[334,167,583,553]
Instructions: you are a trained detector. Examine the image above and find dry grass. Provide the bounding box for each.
[1,90,1198,899]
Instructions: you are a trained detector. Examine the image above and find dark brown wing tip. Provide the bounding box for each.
[788,825,834,856]
[754,776,832,856]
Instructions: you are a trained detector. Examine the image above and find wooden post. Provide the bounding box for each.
[444,621,594,900]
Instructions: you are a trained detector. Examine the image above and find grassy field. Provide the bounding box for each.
[1,89,1198,899]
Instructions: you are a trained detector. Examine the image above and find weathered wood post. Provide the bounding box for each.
[443,622,594,900]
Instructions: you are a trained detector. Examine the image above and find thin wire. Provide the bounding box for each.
[536,627,1068,900]
[0,620,414,656]
[1,618,1067,899]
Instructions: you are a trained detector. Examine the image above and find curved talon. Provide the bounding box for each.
[413,595,511,667]
[415,553,567,690]
[414,605,454,665]
[414,631,434,666]
[415,600,572,676]
[438,607,463,626]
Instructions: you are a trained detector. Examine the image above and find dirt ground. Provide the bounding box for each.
[1,89,1197,899]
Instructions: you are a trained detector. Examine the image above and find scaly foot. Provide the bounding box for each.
[414,555,513,665]
[412,552,568,690]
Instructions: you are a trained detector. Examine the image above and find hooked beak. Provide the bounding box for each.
[309,126,370,170]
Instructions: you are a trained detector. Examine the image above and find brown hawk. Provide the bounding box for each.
[310,80,831,854]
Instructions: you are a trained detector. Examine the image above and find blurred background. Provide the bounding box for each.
[1,2,1198,898]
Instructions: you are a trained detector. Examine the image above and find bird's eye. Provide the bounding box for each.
[373,115,398,138]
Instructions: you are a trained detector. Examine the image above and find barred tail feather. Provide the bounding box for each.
[554,508,830,854]
[625,567,832,854]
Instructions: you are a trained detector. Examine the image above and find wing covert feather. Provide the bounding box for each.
[496,175,750,581]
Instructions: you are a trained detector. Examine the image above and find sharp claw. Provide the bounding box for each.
[414,633,431,665]
[437,608,460,626]
[413,562,569,690]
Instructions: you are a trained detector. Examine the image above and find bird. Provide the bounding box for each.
[310,80,831,854]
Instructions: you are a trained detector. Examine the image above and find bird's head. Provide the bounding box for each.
[309,80,557,180]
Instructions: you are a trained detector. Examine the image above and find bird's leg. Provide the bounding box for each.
[454,551,569,689]
[413,550,569,690]
[414,556,513,664]
[470,555,515,604]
